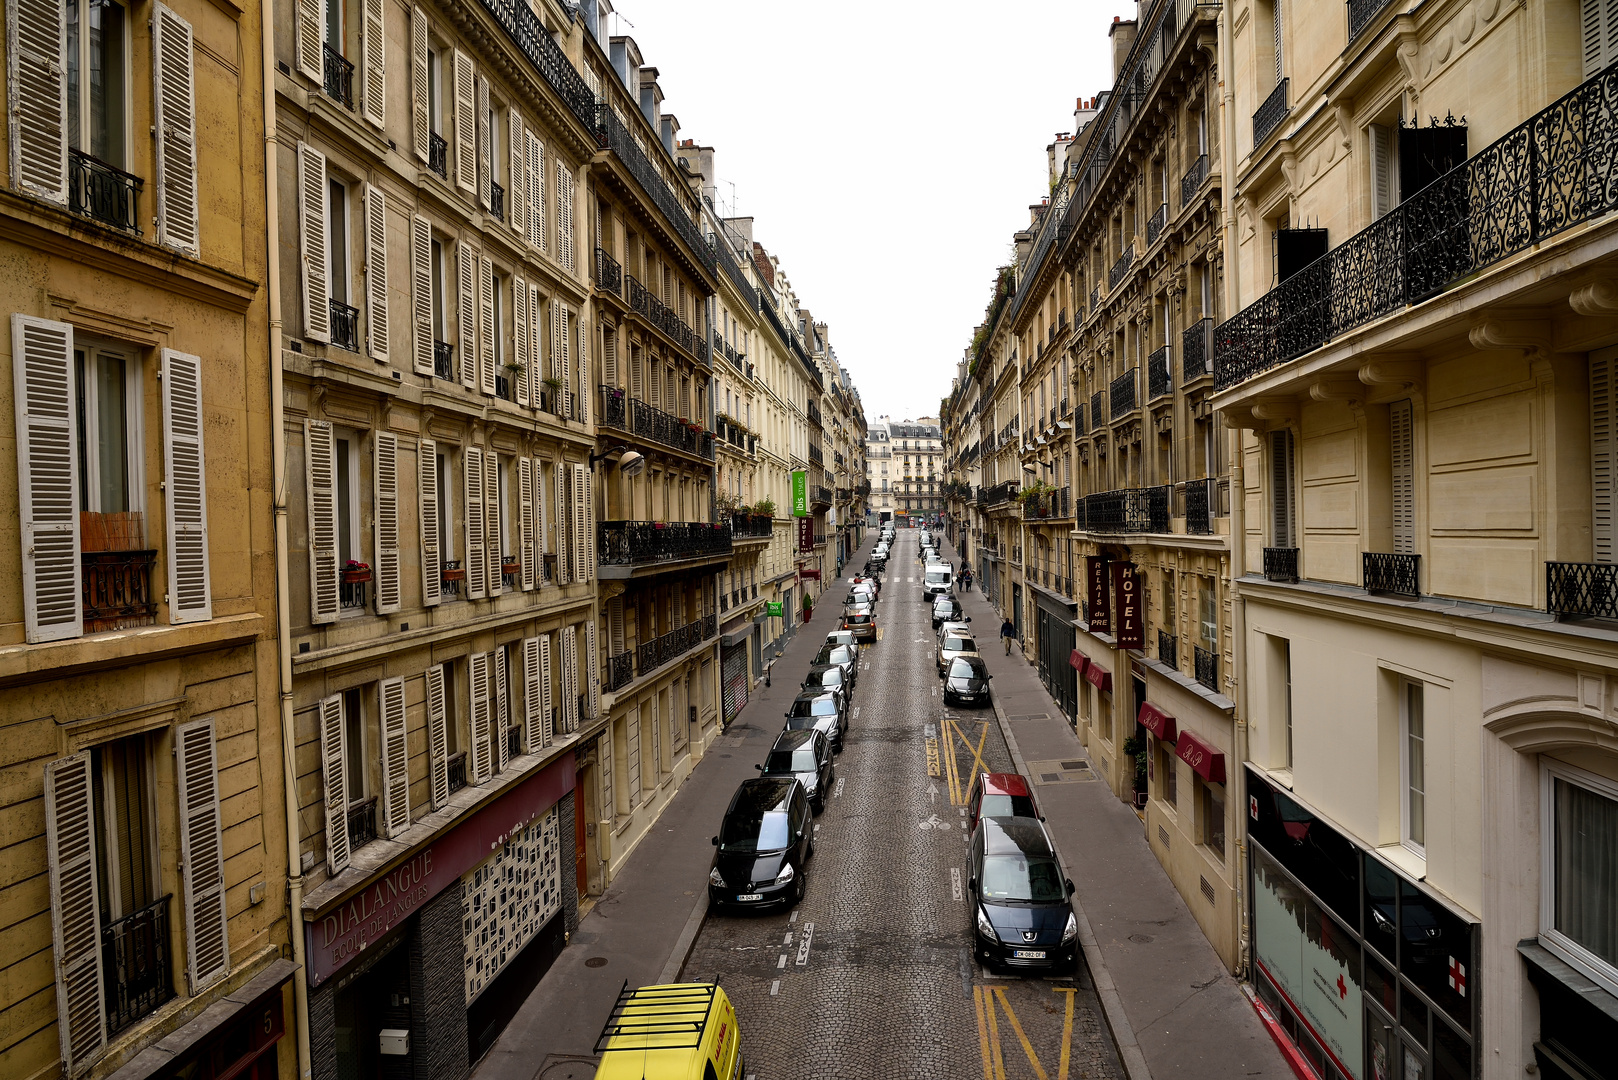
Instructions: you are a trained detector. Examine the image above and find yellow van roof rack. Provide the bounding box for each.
[594,981,718,1053]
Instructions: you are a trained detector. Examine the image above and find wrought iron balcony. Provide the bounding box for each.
[607,650,634,690]
[598,384,628,429]
[807,399,823,427]
[82,549,157,632]
[447,751,467,793]
[346,796,377,850]
[1349,0,1397,40]
[1182,318,1212,381]
[479,0,597,130]
[1110,368,1138,419]
[595,247,623,295]
[1194,645,1218,691]
[1081,485,1170,534]
[329,297,359,351]
[340,575,368,610]
[323,43,353,109]
[1089,284,1101,313]
[1181,153,1210,209]
[1262,547,1299,583]
[102,894,173,1036]
[441,558,463,598]
[1547,561,1618,620]
[633,614,718,677]
[624,274,702,358]
[1147,203,1169,245]
[1091,390,1105,428]
[731,515,774,539]
[490,181,504,222]
[428,132,447,179]
[69,150,141,233]
[1158,629,1178,672]
[434,340,454,380]
[980,480,1020,508]
[1147,346,1173,400]
[598,520,732,568]
[1185,477,1214,535]
[810,486,833,507]
[1363,552,1419,597]
[1076,402,1088,435]
[807,443,823,465]
[1254,78,1289,146]
[1108,243,1135,289]
[602,397,715,459]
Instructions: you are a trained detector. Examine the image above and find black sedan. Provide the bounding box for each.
[968,817,1078,972]
[813,642,860,691]
[785,691,847,751]
[943,656,993,708]
[709,777,815,909]
[760,728,834,813]
[931,595,964,629]
[800,664,851,706]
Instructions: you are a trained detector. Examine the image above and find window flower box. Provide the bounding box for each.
[341,562,372,583]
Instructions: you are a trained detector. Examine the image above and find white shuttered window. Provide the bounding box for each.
[483,449,499,597]
[43,752,107,1072]
[1593,354,1616,563]
[153,5,200,256]
[419,437,441,606]
[13,316,82,641]
[8,0,70,203]
[175,718,230,992]
[364,184,390,362]
[469,651,492,782]
[318,695,348,873]
[518,456,535,590]
[464,445,486,599]
[306,419,340,622]
[1584,0,1618,77]
[411,215,433,374]
[456,240,477,388]
[426,664,450,808]
[452,50,475,192]
[361,0,386,127]
[378,677,410,835]
[1390,400,1415,555]
[410,8,429,160]
[298,143,331,343]
[161,349,212,622]
[522,636,545,750]
[373,432,402,612]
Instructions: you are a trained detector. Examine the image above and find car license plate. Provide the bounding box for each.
[1013,949,1046,959]
[736,893,763,902]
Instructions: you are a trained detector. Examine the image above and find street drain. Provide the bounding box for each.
[584,957,608,968]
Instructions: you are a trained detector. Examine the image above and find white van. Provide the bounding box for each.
[921,563,953,600]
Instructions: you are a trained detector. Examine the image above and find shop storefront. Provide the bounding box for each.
[1246,768,1478,1080]
[304,754,578,1080]
[110,960,295,1080]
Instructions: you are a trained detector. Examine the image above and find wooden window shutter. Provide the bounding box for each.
[528,283,543,409]
[378,677,409,835]
[409,7,428,159]
[318,695,349,873]
[11,317,78,647]
[609,595,625,653]
[463,444,486,599]
[561,628,578,733]
[597,729,613,824]
[508,110,526,236]
[630,345,643,399]
[410,215,433,374]
[153,5,200,256]
[554,458,571,585]
[561,304,573,416]
[518,456,535,590]
[627,712,641,800]
[539,634,554,744]
[364,184,389,362]
[476,76,491,211]
[425,664,449,808]
[549,296,562,389]
[1593,354,1615,563]
[522,636,543,749]
[494,647,510,771]
[8,0,69,203]
[478,254,496,395]
[305,419,340,623]
[361,0,386,127]
[1584,0,1618,77]
[298,143,331,343]
[469,651,491,782]
[295,0,322,79]
[577,314,590,425]
[557,161,575,273]
[604,326,618,388]
[373,432,401,612]
[161,349,212,623]
[649,695,659,773]
[573,462,590,582]
[452,50,475,192]
[1270,428,1294,549]
[456,240,476,388]
[527,131,547,252]
[1369,124,1394,221]
[1390,400,1416,555]
[175,718,230,992]
[586,619,600,721]
[43,752,107,1072]
[535,457,551,585]
[483,449,500,596]
[513,274,530,406]
[419,437,441,606]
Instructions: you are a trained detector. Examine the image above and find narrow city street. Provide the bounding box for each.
[680,529,1123,1080]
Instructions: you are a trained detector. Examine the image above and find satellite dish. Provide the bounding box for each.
[618,450,646,478]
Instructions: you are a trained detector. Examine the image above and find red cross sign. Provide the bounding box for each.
[1336,974,1348,1000]
[1448,957,1467,997]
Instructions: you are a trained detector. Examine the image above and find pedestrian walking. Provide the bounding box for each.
[1000,618,1017,655]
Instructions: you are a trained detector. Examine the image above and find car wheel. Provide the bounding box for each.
[793,870,807,903]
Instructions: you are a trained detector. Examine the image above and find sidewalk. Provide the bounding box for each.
[941,538,1291,1080]
[471,596,844,1080]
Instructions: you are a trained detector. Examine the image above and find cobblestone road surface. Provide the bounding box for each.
[681,530,1124,1080]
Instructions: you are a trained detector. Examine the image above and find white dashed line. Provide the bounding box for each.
[777,954,788,969]
[852,706,861,718]
[769,980,780,997]
[783,932,793,945]
[951,867,963,901]
[790,911,799,923]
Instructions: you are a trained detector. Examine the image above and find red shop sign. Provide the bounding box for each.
[797,518,815,552]
[1084,663,1112,692]
[1069,650,1088,673]
[1175,730,1226,784]
[1137,702,1178,743]
[1086,556,1111,633]
[1111,562,1143,650]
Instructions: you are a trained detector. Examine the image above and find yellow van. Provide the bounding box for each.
[594,982,744,1080]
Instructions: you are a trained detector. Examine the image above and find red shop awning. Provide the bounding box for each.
[1137,702,1177,743]
[1069,650,1089,673]
[1084,664,1112,692]
[800,568,822,580]
[1175,730,1226,784]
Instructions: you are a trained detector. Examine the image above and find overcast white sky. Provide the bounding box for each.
[608,1,1122,425]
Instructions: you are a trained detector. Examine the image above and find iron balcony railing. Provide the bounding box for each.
[1217,65,1618,392]
[1109,243,1136,289]
[323,43,353,109]
[1181,153,1210,208]
[634,614,718,677]
[329,297,359,351]
[598,384,627,429]
[82,549,157,632]
[1185,477,1214,535]
[1091,390,1106,427]
[434,340,454,380]
[1182,317,1213,381]
[102,894,173,1035]
[1081,485,1171,533]
[598,520,732,567]
[340,576,367,611]
[1349,0,1397,40]
[593,105,716,279]
[711,232,756,299]
[1076,402,1088,435]
[441,558,463,598]
[1547,562,1618,620]
[731,516,774,539]
[1147,203,1169,245]
[490,181,504,223]
[1194,645,1219,691]
[447,751,467,793]
[479,0,596,130]
[1111,368,1138,418]
[625,274,701,359]
[346,796,377,850]
[427,132,447,178]
[70,150,141,232]
[981,480,1020,507]
[1148,346,1173,399]
[607,651,634,691]
[807,399,823,427]
[1254,78,1289,146]
[1263,547,1299,583]
[595,247,623,295]
[810,486,833,507]
[611,397,714,459]
[1363,552,1419,597]
[807,443,823,465]
[1158,629,1178,671]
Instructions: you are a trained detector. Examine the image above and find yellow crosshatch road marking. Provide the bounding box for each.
[992,986,1049,1080]
[971,983,1078,1080]
[942,717,962,804]
[984,985,1007,1080]
[1054,987,1077,1080]
[946,719,991,804]
[925,736,940,778]
[973,986,995,1080]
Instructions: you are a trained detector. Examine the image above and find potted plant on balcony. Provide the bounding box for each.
[342,560,372,583]
[752,497,776,519]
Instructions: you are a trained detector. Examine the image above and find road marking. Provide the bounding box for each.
[985,986,1008,1080]
[973,987,995,1080]
[783,932,793,944]
[834,776,846,798]
[951,867,963,900]
[1054,988,1077,1080]
[925,736,941,777]
[790,911,798,923]
[770,980,780,997]
[918,814,950,830]
[927,781,939,804]
[852,706,861,719]
[992,986,1049,1080]
[795,922,814,965]
[777,954,787,969]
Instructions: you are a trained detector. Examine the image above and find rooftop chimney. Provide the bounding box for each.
[638,66,662,129]
[1109,16,1137,84]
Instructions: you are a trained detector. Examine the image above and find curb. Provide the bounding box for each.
[990,677,1154,1080]
[657,893,710,985]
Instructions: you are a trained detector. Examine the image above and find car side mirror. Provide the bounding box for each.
[968,876,977,892]
[712,836,719,847]
[965,616,971,622]
[1066,879,1076,896]
[755,763,764,772]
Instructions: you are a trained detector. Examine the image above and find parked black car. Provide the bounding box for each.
[760,728,835,813]
[968,816,1077,972]
[931,595,964,629]
[943,656,993,707]
[785,691,848,751]
[709,777,814,910]
[812,643,860,691]
[800,664,851,707]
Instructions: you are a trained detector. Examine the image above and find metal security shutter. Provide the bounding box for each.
[526,130,547,253]
[153,5,200,256]
[425,664,449,809]
[294,0,321,79]
[483,449,500,596]
[518,456,535,590]
[419,438,441,606]
[43,752,106,1073]
[513,274,530,406]
[554,460,571,585]
[360,0,386,126]
[175,718,230,992]
[522,636,543,750]
[298,143,330,343]
[1390,400,1415,555]
[411,214,433,374]
[410,7,428,160]
[476,75,491,211]
[1269,428,1294,549]
[478,253,495,395]
[364,184,389,362]
[722,643,748,724]
[585,620,600,721]
[318,695,348,873]
[161,349,212,622]
[494,647,510,771]
[8,0,69,203]
[464,445,486,599]
[373,432,401,612]
[306,419,340,623]
[572,463,589,583]
[1594,354,1615,564]
[469,651,491,783]
[456,240,476,388]
[508,110,525,237]
[452,50,475,193]
[540,635,554,744]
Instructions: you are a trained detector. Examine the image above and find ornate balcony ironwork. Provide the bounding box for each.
[427,132,447,178]
[447,752,467,793]
[591,104,717,278]
[633,614,718,676]
[598,520,732,567]
[1182,318,1213,381]
[1181,153,1210,209]
[1110,368,1138,419]
[1109,243,1135,289]
[101,894,173,1036]
[607,650,634,690]
[1148,346,1173,399]
[1091,390,1105,428]
[479,0,597,130]
[1349,0,1397,39]
[346,796,377,850]
[1363,552,1419,597]
[82,549,157,632]
[595,247,623,295]
[730,516,774,539]
[1185,478,1214,535]
[329,297,359,351]
[810,486,833,507]
[1147,203,1169,245]
[1254,78,1289,146]
[807,399,823,427]
[1158,629,1178,672]
[1547,561,1618,620]
[1089,284,1100,313]
[323,44,353,109]
[69,150,141,232]
[1263,547,1299,583]
[607,397,715,459]
[598,384,627,429]
[1082,486,1170,534]
[441,558,463,598]
[490,181,504,222]
[434,340,454,380]
[807,443,823,465]
[1194,645,1219,691]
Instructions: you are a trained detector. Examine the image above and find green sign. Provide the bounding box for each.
[791,471,808,517]
[765,601,784,617]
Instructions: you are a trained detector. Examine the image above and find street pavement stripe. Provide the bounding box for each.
[770,979,780,997]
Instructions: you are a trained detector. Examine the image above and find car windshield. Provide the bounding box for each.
[981,794,1038,819]
[934,600,955,613]
[719,810,791,853]
[949,658,982,679]
[823,646,854,664]
[943,636,975,652]
[789,698,838,718]
[766,749,820,774]
[925,571,950,584]
[806,669,842,687]
[980,854,1066,902]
